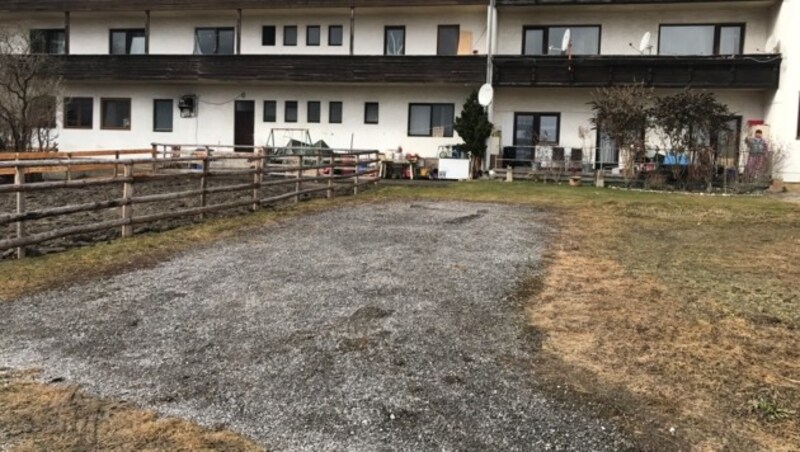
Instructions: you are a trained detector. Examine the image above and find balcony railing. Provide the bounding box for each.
[493,54,781,89]
[54,55,486,84]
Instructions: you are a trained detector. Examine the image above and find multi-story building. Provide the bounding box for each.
[1,0,798,181]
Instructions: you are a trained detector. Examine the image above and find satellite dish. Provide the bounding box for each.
[478,83,494,107]
[639,32,652,54]
[561,29,572,53]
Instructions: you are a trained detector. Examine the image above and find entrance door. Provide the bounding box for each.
[234,100,255,151]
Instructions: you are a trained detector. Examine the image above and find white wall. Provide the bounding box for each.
[493,87,767,153]
[496,3,771,55]
[56,82,473,158]
[765,0,800,182]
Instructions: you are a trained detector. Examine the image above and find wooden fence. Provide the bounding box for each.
[0,146,380,259]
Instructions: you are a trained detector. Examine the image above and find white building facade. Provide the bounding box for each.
[1,0,798,181]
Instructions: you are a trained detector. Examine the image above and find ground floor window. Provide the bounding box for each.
[307,101,321,123]
[408,103,454,137]
[513,112,560,146]
[329,102,343,124]
[101,98,131,130]
[64,97,93,129]
[285,101,298,123]
[263,101,277,122]
[153,99,173,132]
[365,102,379,124]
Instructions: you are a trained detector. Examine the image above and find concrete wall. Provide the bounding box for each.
[56,82,473,157]
[765,0,800,182]
[496,3,771,55]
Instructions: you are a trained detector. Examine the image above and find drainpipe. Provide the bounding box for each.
[349,5,355,56]
[144,10,150,54]
[485,0,497,171]
[64,11,70,55]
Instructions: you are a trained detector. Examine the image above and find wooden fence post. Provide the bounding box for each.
[328,154,335,199]
[252,149,262,212]
[294,155,301,204]
[199,154,209,220]
[66,153,73,181]
[14,165,26,259]
[353,154,359,196]
[121,163,134,238]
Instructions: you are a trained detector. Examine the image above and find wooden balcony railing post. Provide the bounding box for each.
[121,163,134,238]
[66,153,73,181]
[14,165,26,259]
[151,144,158,173]
[114,151,120,177]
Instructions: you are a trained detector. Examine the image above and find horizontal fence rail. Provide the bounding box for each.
[0,145,380,259]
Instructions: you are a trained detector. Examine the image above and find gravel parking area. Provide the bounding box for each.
[0,201,632,451]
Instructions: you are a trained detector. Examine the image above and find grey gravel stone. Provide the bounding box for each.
[0,201,633,451]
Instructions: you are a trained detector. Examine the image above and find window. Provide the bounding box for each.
[513,113,560,146]
[101,98,131,130]
[285,101,298,123]
[437,25,460,56]
[30,29,65,54]
[365,102,379,124]
[308,101,321,123]
[523,26,600,55]
[153,99,173,132]
[659,24,744,56]
[263,100,277,122]
[262,26,276,46]
[385,26,406,55]
[110,29,146,55]
[329,25,344,46]
[307,26,321,46]
[194,28,234,55]
[408,103,454,137]
[284,26,298,46]
[329,102,343,124]
[64,97,93,129]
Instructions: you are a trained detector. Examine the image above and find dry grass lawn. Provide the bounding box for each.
[1,181,798,450]
[0,369,262,451]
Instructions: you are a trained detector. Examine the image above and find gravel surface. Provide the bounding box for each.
[0,201,632,451]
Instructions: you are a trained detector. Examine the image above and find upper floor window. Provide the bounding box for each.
[437,25,460,56]
[523,26,600,55]
[30,29,65,54]
[385,26,406,56]
[262,26,276,46]
[284,26,298,46]
[194,28,234,55]
[408,103,454,137]
[329,25,344,46]
[659,24,744,56]
[307,26,321,46]
[110,29,146,55]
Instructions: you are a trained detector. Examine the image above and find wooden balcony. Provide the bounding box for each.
[493,54,781,89]
[55,55,486,85]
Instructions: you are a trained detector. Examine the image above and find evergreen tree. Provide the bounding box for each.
[454,90,493,175]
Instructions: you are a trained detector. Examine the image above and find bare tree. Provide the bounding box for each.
[589,83,653,185]
[0,27,62,152]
